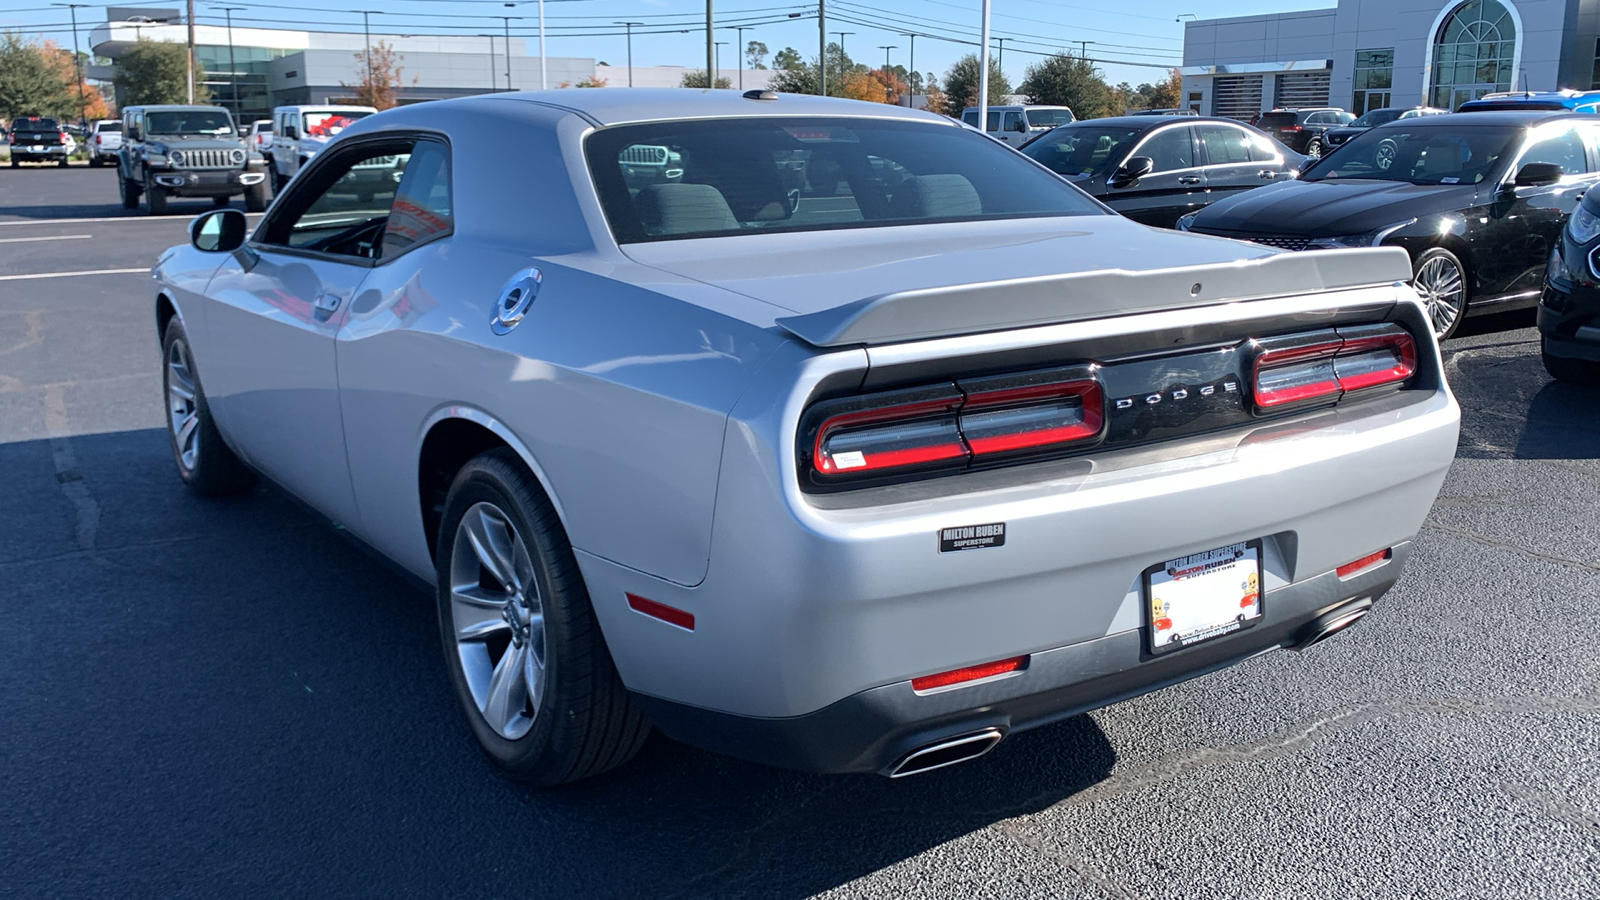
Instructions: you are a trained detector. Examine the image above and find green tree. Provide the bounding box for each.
[767,43,861,97]
[0,32,74,120]
[772,46,803,71]
[942,54,1010,113]
[680,69,732,89]
[1019,52,1113,119]
[746,40,769,70]
[115,39,205,106]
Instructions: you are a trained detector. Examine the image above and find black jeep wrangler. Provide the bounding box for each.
[117,105,270,214]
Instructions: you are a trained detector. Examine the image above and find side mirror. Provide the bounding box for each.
[1111,156,1154,186]
[190,209,248,253]
[284,124,299,139]
[1513,161,1565,188]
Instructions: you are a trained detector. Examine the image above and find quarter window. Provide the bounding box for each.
[1137,127,1195,173]
[1197,125,1253,165]
[382,140,454,256]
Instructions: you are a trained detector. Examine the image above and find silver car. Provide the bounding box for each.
[153,90,1460,785]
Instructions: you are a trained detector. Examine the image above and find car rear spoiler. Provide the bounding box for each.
[774,246,1414,348]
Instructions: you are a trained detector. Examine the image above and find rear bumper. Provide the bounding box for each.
[11,147,67,160]
[634,545,1407,774]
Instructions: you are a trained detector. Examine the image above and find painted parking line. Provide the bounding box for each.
[0,214,264,227]
[0,268,147,281]
[0,234,93,244]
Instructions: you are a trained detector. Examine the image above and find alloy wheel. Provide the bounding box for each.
[1307,138,1322,159]
[447,501,546,741]
[1416,254,1465,338]
[1376,140,1397,171]
[166,338,200,472]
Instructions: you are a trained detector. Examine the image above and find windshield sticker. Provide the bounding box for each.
[939,523,1006,552]
[1440,176,1459,183]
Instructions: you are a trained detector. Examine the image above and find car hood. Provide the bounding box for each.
[1190,178,1484,237]
[1323,126,1367,141]
[622,215,1412,346]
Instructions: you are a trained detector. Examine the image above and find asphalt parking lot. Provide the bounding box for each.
[3,165,1598,899]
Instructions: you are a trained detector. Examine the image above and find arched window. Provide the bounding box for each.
[1429,0,1518,109]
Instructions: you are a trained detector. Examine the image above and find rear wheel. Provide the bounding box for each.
[1542,337,1600,384]
[58,156,69,168]
[435,449,650,785]
[1412,247,1468,341]
[161,317,256,496]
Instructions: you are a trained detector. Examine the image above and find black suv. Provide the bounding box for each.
[8,116,69,167]
[117,105,269,215]
[1255,108,1354,158]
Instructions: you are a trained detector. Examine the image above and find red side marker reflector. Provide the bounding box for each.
[911,655,1028,692]
[625,593,695,631]
[1336,549,1392,579]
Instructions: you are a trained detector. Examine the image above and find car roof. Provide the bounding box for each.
[127,105,230,112]
[1371,110,1593,127]
[521,89,952,127]
[1052,115,1254,129]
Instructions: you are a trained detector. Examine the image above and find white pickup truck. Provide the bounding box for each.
[267,104,377,189]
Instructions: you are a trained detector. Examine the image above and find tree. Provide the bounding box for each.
[0,33,74,120]
[1019,52,1114,119]
[746,40,769,70]
[347,40,404,110]
[40,40,108,121]
[942,54,1010,113]
[680,69,732,89]
[767,44,865,98]
[1146,68,1183,109]
[921,79,948,116]
[772,46,803,71]
[575,75,608,88]
[115,38,203,107]
[839,68,904,105]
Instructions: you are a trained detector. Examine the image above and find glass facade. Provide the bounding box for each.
[1428,0,1516,110]
[195,44,293,123]
[1352,49,1394,116]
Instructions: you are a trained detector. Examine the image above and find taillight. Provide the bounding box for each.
[807,367,1105,481]
[1281,124,1302,132]
[1251,325,1416,412]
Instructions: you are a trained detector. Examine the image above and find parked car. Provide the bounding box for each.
[268,104,377,189]
[1538,186,1600,382]
[8,116,70,167]
[1322,107,1448,151]
[960,105,1076,147]
[1256,108,1355,158]
[1019,115,1303,228]
[1123,108,1199,116]
[152,90,1458,784]
[87,119,123,167]
[1457,89,1600,113]
[247,119,273,156]
[1179,111,1600,339]
[117,105,270,214]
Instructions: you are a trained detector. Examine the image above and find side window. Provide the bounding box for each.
[1245,130,1282,163]
[381,140,453,257]
[260,142,413,257]
[1197,125,1252,165]
[1137,127,1195,173]
[1003,111,1025,133]
[1521,127,1589,175]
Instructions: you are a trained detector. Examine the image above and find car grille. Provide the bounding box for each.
[174,148,242,169]
[1241,235,1311,251]
[620,145,669,166]
[353,155,400,170]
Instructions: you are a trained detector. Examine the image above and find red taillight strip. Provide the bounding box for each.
[1334,333,1417,392]
[812,397,966,474]
[1336,548,1392,579]
[1253,329,1417,411]
[911,655,1028,692]
[1252,339,1343,409]
[961,380,1104,455]
[625,593,695,631]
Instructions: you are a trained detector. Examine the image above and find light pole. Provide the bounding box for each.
[977,0,990,133]
[901,32,916,106]
[878,44,894,71]
[818,1,826,96]
[832,30,853,87]
[186,0,195,103]
[212,6,244,119]
[996,36,1006,79]
[52,3,88,126]
[355,10,379,100]
[704,0,713,93]
[615,21,641,87]
[1076,40,1092,60]
[714,41,727,86]
[726,24,749,90]
[505,1,546,90]
[480,34,496,91]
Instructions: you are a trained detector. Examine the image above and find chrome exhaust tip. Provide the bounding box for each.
[884,728,1004,778]
[1291,598,1373,651]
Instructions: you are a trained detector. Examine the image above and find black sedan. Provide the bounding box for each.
[1019,116,1303,229]
[1179,112,1600,339]
[1322,107,1448,151]
[1539,187,1600,382]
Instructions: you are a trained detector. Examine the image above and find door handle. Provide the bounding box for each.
[313,292,341,319]
[1259,170,1278,179]
[1177,175,1202,185]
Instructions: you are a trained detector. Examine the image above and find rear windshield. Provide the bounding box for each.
[98,121,123,133]
[1351,109,1404,127]
[1026,108,1075,127]
[1257,113,1299,128]
[146,110,234,135]
[16,118,59,131]
[1019,125,1139,177]
[303,110,373,137]
[1304,125,1519,185]
[586,117,1105,243]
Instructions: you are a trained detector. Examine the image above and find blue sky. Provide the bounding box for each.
[2,0,1334,87]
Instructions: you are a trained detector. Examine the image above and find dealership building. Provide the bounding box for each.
[1179,0,1600,119]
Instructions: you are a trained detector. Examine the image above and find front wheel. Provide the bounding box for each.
[161,318,256,496]
[119,176,139,209]
[212,196,231,209]
[245,179,269,212]
[1306,137,1322,159]
[144,173,167,215]
[436,449,650,785]
[1541,337,1600,384]
[1412,247,1468,341]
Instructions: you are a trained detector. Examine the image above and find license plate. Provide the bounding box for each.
[30,145,43,151]
[1144,541,1263,655]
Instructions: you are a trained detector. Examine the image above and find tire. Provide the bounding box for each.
[119,176,139,209]
[144,173,167,215]
[58,156,69,168]
[212,195,231,209]
[1307,137,1322,159]
[271,164,287,194]
[1411,246,1469,341]
[160,317,256,497]
[1541,337,1600,384]
[88,155,100,168]
[9,157,17,169]
[245,179,269,212]
[435,449,650,786]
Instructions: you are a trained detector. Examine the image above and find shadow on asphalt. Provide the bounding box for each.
[0,202,232,220]
[1,427,1118,898]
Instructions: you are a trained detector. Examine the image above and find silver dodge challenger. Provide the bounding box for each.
[152,89,1460,784]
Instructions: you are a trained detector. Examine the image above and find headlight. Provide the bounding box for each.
[1569,204,1600,244]
[230,148,246,165]
[146,153,168,166]
[168,150,184,167]
[1176,212,1198,232]
[1304,218,1417,250]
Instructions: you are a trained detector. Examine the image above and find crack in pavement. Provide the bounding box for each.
[1421,520,1600,575]
[0,308,44,355]
[43,383,102,559]
[1506,784,1600,838]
